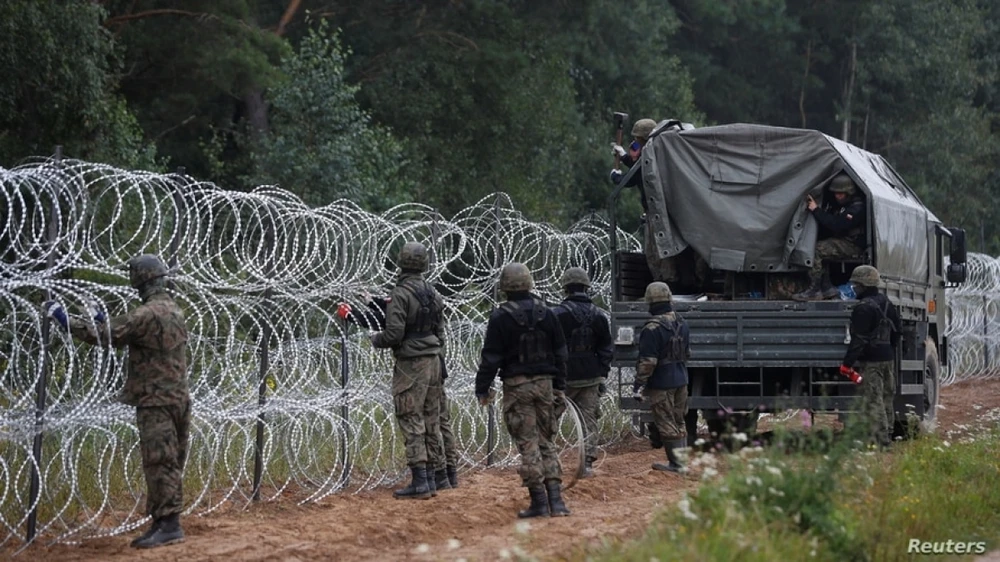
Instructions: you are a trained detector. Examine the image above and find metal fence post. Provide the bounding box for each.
[486,196,502,467]
[252,220,275,501]
[27,146,62,542]
[339,235,351,488]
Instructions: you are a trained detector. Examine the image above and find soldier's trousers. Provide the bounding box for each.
[854,360,895,445]
[566,384,601,463]
[439,384,458,469]
[502,376,562,488]
[392,355,444,468]
[137,399,191,520]
[646,386,688,442]
[811,238,862,277]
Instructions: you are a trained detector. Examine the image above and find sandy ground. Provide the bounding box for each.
[13,377,1000,562]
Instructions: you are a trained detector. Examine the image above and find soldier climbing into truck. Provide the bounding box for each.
[606,119,968,445]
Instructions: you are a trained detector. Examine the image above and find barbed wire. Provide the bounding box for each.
[0,158,997,546]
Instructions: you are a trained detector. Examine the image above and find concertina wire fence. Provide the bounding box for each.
[0,157,998,546]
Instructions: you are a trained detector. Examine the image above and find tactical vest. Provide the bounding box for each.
[398,279,438,339]
[500,297,555,371]
[563,301,596,358]
[646,315,687,365]
[858,295,892,351]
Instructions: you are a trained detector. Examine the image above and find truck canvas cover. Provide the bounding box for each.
[639,123,938,283]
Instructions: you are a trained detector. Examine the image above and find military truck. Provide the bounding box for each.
[608,122,968,442]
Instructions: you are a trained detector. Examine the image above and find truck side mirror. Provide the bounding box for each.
[948,228,967,264]
[946,227,967,283]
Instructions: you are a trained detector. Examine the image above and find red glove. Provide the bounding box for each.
[336,302,352,320]
[839,364,863,385]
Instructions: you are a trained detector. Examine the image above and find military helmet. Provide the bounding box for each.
[499,262,534,292]
[644,281,673,303]
[398,241,429,272]
[849,265,881,287]
[128,254,169,289]
[631,118,656,139]
[829,173,856,195]
[560,266,591,289]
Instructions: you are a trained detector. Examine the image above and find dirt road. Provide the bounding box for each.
[18,378,1000,562]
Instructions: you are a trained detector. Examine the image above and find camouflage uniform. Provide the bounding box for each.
[61,254,190,548]
[372,272,446,471]
[842,266,901,447]
[553,268,613,471]
[475,262,570,517]
[796,173,867,300]
[635,282,690,472]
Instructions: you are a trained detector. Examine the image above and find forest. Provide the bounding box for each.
[2,0,998,251]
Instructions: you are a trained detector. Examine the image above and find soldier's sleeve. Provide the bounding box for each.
[371,287,407,349]
[548,310,568,390]
[69,308,143,348]
[475,314,505,396]
[594,311,614,376]
[434,292,447,359]
[634,324,659,387]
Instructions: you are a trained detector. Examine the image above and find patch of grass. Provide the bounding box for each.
[584,423,1000,562]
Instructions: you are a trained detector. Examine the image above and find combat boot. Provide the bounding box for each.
[134,514,184,549]
[545,480,571,517]
[393,465,432,500]
[792,274,824,301]
[446,465,458,488]
[434,468,451,491]
[427,469,437,497]
[129,518,159,548]
[652,439,686,473]
[517,486,550,518]
[819,273,840,300]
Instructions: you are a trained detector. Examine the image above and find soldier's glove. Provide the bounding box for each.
[84,301,106,324]
[631,383,644,403]
[610,143,626,158]
[553,389,567,419]
[476,389,495,406]
[598,382,608,396]
[609,169,623,184]
[43,301,69,330]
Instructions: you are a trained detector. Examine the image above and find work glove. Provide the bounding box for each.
[84,301,106,324]
[609,169,623,184]
[336,302,352,320]
[610,143,626,158]
[631,383,644,403]
[43,301,69,330]
[838,364,863,385]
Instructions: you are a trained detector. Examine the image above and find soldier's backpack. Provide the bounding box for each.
[500,297,553,367]
[398,279,438,338]
[645,314,688,363]
[564,301,596,357]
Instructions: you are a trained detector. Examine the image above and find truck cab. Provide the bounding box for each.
[608,122,967,441]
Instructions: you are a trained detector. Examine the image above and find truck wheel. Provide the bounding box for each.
[920,337,941,433]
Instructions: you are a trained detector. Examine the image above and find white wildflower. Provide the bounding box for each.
[973,404,983,410]
[515,520,532,535]
[447,539,462,550]
[678,497,699,521]
[733,432,748,442]
[768,486,785,497]
[695,438,706,447]
[942,440,951,447]
[766,466,783,477]
[702,467,719,480]
[499,548,511,559]
[414,544,430,554]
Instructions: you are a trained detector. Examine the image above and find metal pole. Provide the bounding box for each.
[486,196,502,467]
[27,146,62,542]
[252,221,274,501]
[984,295,990,373]
[339,235,351,487]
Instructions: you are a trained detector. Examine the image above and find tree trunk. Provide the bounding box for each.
[799,40,812,129]
[841,41,857,142]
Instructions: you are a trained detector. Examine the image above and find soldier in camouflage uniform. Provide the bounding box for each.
[371,242,446,500]
[842,265,901,447]
[795,172,867,301]
[475,262,570,518]
[552,267,613,477]
[338,293,459,489]
[45,254,190,549]
[634,282,690,473]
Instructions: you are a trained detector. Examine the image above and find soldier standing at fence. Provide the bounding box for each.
[552,267,613,477]
[45,254,190,549]
[475,262,571,518]
[842,265,901,447]
[338,292,459,489]
[633,282,690,473]
[370,242,447,499]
